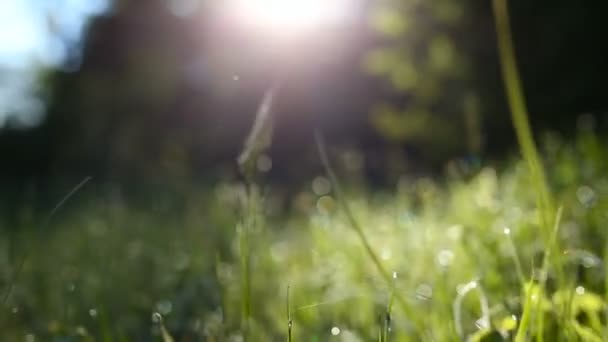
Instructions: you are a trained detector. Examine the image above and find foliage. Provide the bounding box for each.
[364,0,482,159]
[1,131,608,340]
[1,1,608,341]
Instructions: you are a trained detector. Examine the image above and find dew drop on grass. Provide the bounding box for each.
[381,247,392,260]
[507,206,523,221]
[503,227,511,235]
[415,283,433,300]
[343,150,363,172]
[152,312,163,324]
[576,286,585,295]
[156,300,173,315]
[11,307,19,314]
[447,225,463,240]
[256,154,272,172]
[312,176,331,196]
[75,326,88,336]
[576,185,596,208]
[475,317,489,330]
[331,326,341,336]
[25,334,35,342]
[89,308,98,318]
[582,255,600,268]
[316,196,336,214]
[436,249,454,267]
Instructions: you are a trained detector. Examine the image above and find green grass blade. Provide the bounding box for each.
[491,0,554,236]
[314,130,419,336]
[1,176,92,316]
[535,206,563,341]
[287,285,293,342]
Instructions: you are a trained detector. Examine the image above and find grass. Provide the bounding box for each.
[1,129,608,340]
[2,1,608,340]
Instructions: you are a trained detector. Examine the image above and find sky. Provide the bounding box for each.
[0,0,109,127]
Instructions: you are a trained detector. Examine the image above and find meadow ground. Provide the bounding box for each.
[1,130,608,341]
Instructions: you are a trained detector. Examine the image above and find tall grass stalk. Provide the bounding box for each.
[492,0,567,339]
[505,228,526,287]
[314,131,419,336]
[605,245,608,340]
[452,279,490,339]
[492,0,554,236]
[237,82,280,339]
[381,273,397,342]
[238,185,253,339]
[534,206,563,342]
[152,313,175,342]
[286,285,293,342]
[1,176,92,317]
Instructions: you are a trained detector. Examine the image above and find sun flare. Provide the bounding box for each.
[230,0,350,34]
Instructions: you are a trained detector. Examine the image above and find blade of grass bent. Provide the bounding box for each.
[1,176,92,312]
[314,130,419,335]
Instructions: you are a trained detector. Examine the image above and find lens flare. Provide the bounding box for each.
[230,0,350,34]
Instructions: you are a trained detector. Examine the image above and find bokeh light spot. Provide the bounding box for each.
[228,0,352,34]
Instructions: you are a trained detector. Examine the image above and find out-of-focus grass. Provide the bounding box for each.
[1,130,608,341]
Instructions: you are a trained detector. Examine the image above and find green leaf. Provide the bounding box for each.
[370,8,409,37]
[363,49,401,76]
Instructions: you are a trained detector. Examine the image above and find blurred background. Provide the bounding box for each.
[1,0,607,198]
[2,0,608,339]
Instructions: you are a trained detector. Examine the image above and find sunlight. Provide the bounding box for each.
[230,0,351,34]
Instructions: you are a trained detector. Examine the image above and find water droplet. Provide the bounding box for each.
[576,286,585,295]
[233,75,240,81]
[316,196,336,214]
[503,227,511,235]
[415,284,433,300]
[152,312,163,324]
[156,300,173,315]
[576,186,596,208]
[343,150,363,172]
[436,249,454,267]
[507,206,523,221]
[331,326,341,336]
[381,247,392,260]
[392,271,398,279]
[256,154,272,172]
[447,225,463,241]
[312,176,332,196]
[11,307,19,314]
[475,317,490,330]
[75,326,88,336]
[531,268,548,282]
[25,334,35,342]
[89,309,98,318]
[67,283,76,292]
[582,255,600,268]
